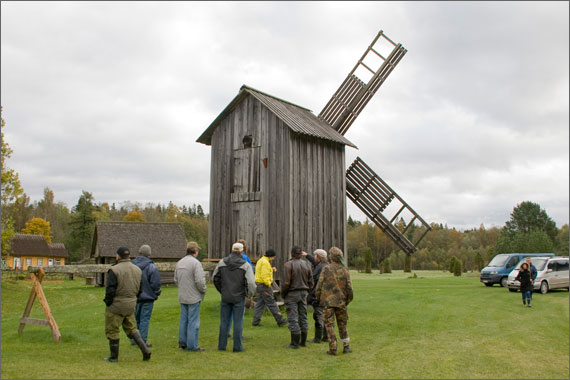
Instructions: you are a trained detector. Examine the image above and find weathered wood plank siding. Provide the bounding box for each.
[207,93,347,277]
[288,132,346,264]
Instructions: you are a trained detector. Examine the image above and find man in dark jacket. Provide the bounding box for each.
[130,245,161,347]
[103,247,151,362]
[213,242,255,352]
[303,248,328,343]
[282,245,313,349]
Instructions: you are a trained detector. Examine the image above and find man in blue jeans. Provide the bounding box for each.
[213,242,255,352]
[175,241,207,352]
[131,245,161,347]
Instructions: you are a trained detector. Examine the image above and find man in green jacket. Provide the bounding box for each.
[104,247,151,362]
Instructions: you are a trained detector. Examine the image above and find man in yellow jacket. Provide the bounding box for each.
[252,249,287,327]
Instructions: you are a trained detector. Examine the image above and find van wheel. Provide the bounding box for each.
[500,277,508,287]
[508,288,517,292]
[540,281,549,294]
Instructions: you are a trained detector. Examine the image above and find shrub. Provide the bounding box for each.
[358,247,372,274]
[382,258,392,274]
[354,256,365,273]
[452,256,462,276]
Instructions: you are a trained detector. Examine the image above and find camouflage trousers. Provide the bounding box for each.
[323,306,349,352]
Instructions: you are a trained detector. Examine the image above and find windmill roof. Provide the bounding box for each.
[197,85,357,148]
[9,234,69,258]
[90,222,187,259]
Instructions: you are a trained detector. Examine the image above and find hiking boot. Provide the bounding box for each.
[343,345,352,354]
[326,349,337,355]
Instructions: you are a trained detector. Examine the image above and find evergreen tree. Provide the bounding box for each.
[382,258,392,274]
[504,201,557,241]
[67,191,98,261]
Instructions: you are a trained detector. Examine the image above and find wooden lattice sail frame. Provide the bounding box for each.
[318,30,407,136]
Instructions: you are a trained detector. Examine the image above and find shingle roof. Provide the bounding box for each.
[10,234,69,258]
[197,85,357,148]
[91,222,188,259]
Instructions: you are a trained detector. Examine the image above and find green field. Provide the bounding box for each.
[1,271,568,379]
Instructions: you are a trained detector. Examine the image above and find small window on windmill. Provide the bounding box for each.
[242,135,253,149]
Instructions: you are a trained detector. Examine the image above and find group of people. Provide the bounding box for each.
[102,239,354,362]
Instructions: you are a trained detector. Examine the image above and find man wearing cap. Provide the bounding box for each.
[281,245,313,349]
[252,249,287,327]
[316,246,353,356]
[303,248,329,343]
[213,242,255,352]
[103,247,151,362]
[175,241,207,352]
[130,244,161,347]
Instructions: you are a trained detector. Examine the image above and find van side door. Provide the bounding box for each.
[557,260,570,290]
[505,256,520,273]
[546,261,559,288]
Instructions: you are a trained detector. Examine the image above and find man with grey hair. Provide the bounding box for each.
[303,248,329,343]
[175,241,207,352]
[131,244,161,347]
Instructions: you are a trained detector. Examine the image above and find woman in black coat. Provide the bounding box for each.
[515,262,533,307]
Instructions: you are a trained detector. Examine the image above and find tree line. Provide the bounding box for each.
[2,109,568,267]
[347,201,569,274]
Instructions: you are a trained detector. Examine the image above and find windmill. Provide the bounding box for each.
[197,30,430,275]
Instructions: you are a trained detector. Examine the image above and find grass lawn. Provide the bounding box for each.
[1,270,568,379]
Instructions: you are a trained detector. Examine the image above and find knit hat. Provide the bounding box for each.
[328,246,343,263]
[117,247,130,258]
[313,249,327,261]
[139,245,152,257]
[265,249,277,257]
[232,242,244,253]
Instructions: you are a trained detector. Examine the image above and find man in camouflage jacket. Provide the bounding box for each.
[315,246,353,355]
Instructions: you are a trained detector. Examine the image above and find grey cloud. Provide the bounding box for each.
[1,1,567,229]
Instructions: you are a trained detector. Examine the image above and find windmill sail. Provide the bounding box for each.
[346,157,431,255]
[318,30,407,136]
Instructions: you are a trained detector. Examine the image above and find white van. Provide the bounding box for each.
[506,256,569,294]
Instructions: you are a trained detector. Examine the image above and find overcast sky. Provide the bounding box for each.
[1,1,568,230]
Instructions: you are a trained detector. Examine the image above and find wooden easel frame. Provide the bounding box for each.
[18,268,61,342]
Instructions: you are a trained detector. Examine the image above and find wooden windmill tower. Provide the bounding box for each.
[197,30,431,277]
